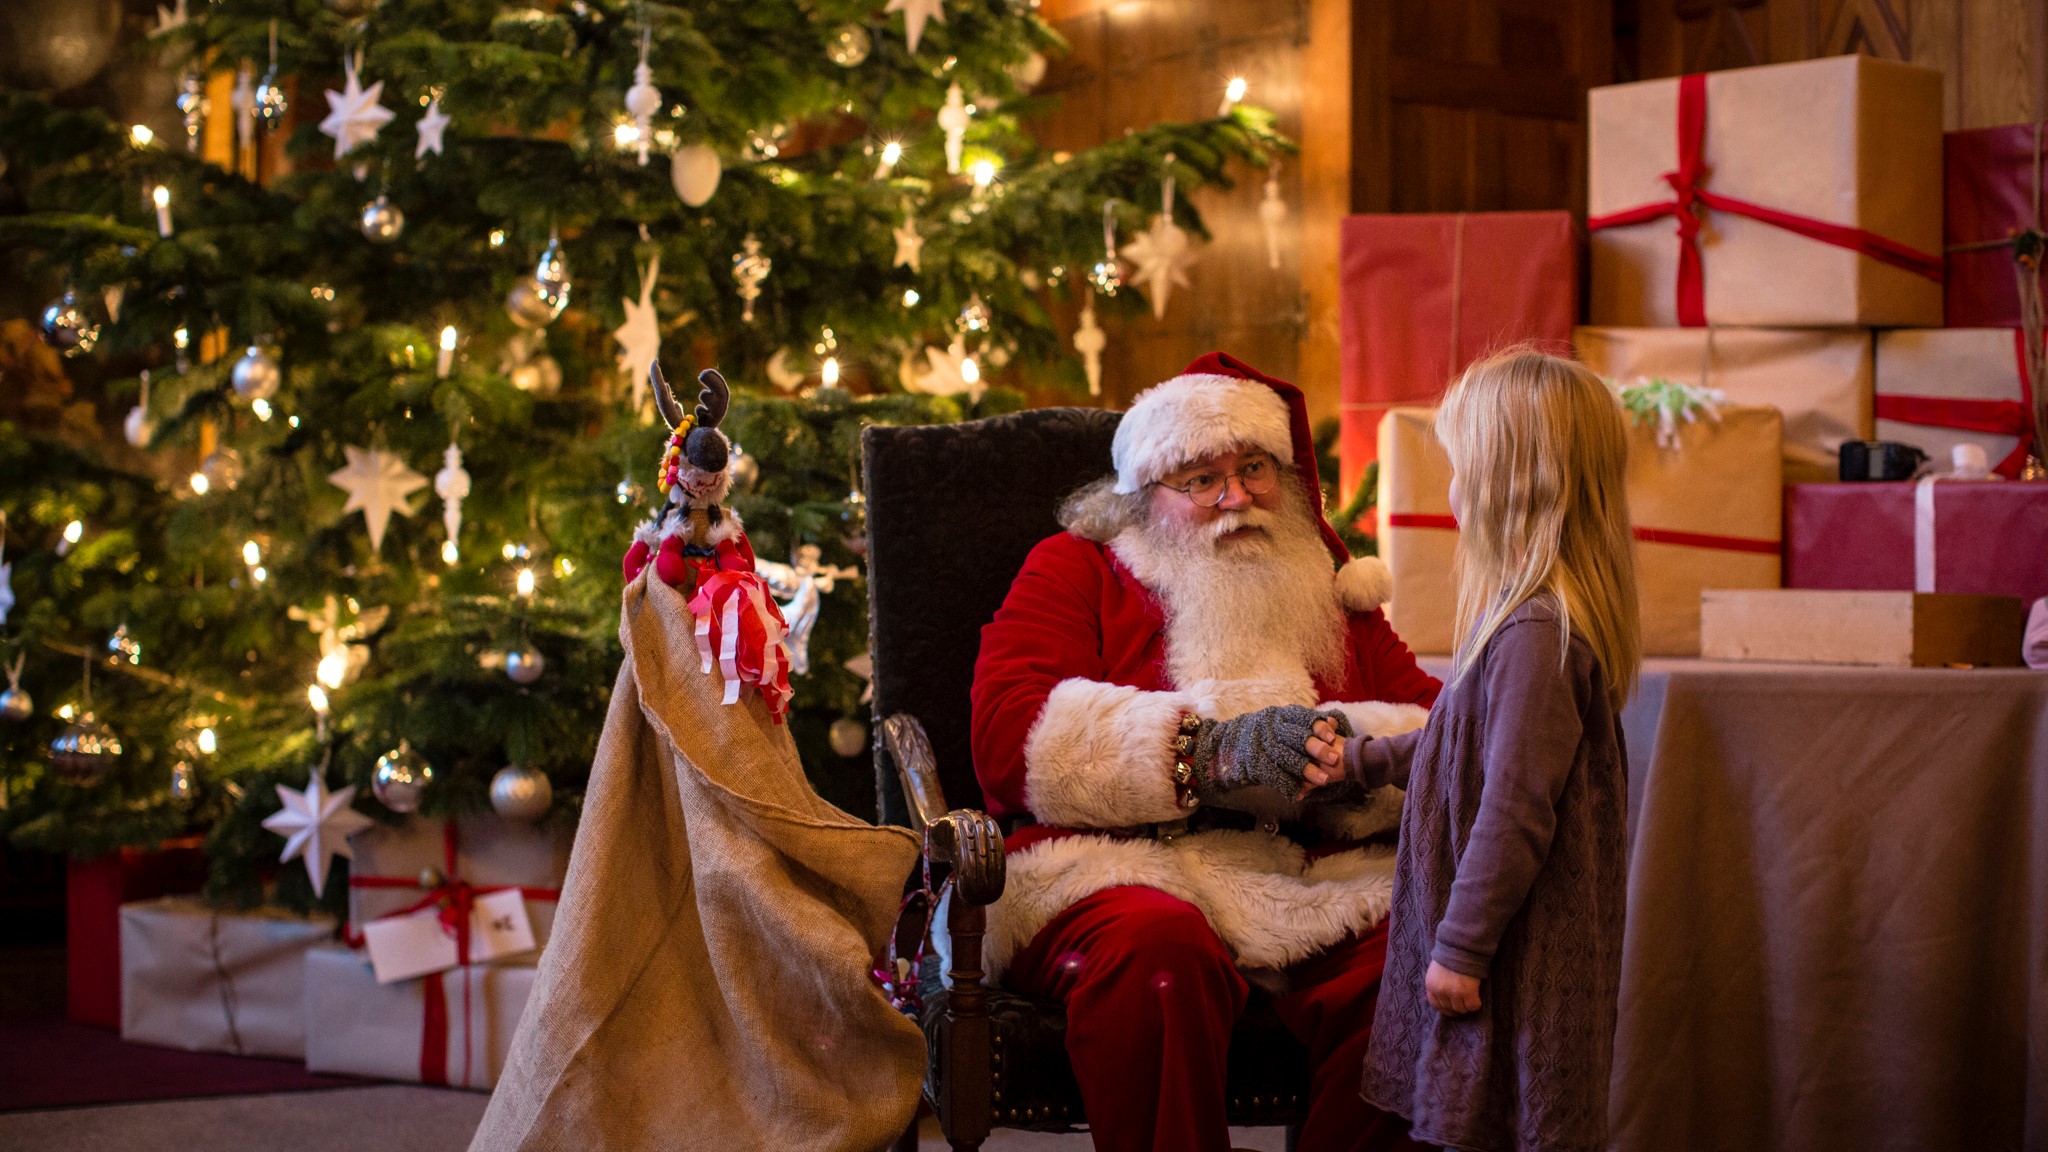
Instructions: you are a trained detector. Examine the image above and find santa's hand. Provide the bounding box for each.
[1191,706,1350,799]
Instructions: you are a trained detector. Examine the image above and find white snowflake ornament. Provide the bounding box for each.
[318,54,395,161]
[885,0,946,54]
[1120,155,1196,319]
[329,445,427,552]
[262,772,374,898]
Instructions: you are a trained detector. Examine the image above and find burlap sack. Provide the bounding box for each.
[469,574,924,1152]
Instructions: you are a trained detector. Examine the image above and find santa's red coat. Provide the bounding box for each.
[963,530,1441,978]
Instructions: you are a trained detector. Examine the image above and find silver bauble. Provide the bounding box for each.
[201,447,244,491]
[50,713,122,783]
[825,24,872,67]
[828,717,868,758]
[40,292,99,357]
[255,69,289,126]
[504,644,546,685]
[360,195,405,243]
[505,279,556,330]
[488,764,553,822]
[728,451,759,492]
[231,345,282,401]
[0,688,32,723]
[510,353,562,396]
[372,742,433,813]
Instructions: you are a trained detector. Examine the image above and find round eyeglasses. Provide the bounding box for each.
[1152,455,1281,507]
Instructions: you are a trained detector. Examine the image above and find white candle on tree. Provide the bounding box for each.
[153,185,173,237]
[437,325,457,377]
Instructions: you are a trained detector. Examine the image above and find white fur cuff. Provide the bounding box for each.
[1317,698,1428,740]
[1021,679,1196,828]
[1335,556,1393,612]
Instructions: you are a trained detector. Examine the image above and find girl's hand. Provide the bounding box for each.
[1300,717,1346,792]
[1425,961,1482,1016]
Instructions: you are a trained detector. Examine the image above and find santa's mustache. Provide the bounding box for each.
[1205,506,1276,538]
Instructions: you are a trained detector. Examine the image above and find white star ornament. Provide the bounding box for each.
[329,446,428,552]
[262,775,374,898]
[319,59,395,161]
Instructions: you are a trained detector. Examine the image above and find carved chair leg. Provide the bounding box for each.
[935,894,994,1152]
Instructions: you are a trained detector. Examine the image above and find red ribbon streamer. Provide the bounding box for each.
[1587,72,1944,327]
[1873,328,2040,478]
[344,822,561,1087]
[1387,512,1779,555]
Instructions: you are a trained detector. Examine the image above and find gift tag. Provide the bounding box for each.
[361,889,537,984]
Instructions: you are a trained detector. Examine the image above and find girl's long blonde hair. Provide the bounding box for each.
[1436,348,1640,708]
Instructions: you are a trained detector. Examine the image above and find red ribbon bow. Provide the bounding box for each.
[1589,72,1944,327]
[345,821,562,1087]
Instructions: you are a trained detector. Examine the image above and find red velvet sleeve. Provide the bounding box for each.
[1352,608,1442,708]
[969,534,1108,821]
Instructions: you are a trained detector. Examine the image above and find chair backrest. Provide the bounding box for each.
[863,407,1124,826]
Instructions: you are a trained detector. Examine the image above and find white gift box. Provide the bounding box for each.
[119,896,335,1059]
[347,815,569,951]
[302,943,536,1090]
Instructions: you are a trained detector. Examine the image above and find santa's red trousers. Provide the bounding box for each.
[1005,885,1426,1152]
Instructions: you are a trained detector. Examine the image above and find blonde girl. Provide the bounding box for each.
[1302,348,1640,1151]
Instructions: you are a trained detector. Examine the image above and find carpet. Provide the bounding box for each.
[0,1018,362,1111]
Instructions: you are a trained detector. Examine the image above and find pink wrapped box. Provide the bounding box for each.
[1874,328,2040,478]
[1588,55,1943,328]
[120,897,334,1059]
[303,943,535,1090]
[1784,481,2048,603]
[347,815,568,951]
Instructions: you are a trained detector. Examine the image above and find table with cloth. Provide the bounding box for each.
[1419,656,2048,1151]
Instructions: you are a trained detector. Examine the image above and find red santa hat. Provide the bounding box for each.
[1111,351,1392,611]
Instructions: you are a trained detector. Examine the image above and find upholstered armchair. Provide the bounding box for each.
[863,408,1313,1152]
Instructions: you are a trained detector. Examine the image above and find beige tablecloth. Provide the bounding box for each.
[1420,657,2048,1151]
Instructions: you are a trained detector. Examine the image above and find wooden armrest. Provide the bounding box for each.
[880,713,1007,906]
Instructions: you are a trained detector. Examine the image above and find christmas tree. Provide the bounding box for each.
[0,0,1284,912]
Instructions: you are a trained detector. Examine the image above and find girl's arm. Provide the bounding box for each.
[1430,620,1587,979]
[1343,727,1423,791]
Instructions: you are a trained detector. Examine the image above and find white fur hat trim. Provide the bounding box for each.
[1112,374,1295,494]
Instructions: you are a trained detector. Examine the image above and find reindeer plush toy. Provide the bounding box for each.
[623,362,793,721]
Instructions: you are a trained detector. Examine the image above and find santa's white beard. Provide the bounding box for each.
[1112,489,1346,705]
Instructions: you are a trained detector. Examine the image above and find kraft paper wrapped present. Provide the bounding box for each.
[120,897,334,1059]
[1588,54,1943,329]
[1576,326,1872,484]
[303,943,535,1089]
[1942,123,2046,329]
[1874,328,2041,478]
[1784,480,2048,604]
[1337,211,1577,500]
[1377,404,1782,656]
[347,815,568,951]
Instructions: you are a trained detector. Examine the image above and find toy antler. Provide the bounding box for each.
[650,361,687,431]
[696,369,730,430]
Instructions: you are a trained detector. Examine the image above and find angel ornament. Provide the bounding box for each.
[755,543,860,676]
[623,363,793,720]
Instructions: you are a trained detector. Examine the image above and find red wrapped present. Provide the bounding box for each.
[66,838,208,1029]
[1785,480,2048,603]
[1943,123,2045,330]
[1874,328,2041,478]
[1588,55,1944,328]
[1337,211,1576,503]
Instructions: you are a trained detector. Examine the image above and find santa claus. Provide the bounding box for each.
[969,353,1440,1152]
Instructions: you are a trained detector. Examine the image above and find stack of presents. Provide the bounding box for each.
[79,816,566,1089]
[1342,54,2048,667]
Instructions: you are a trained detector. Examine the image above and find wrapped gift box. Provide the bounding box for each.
[1337,211,1577,499]
[120,896,334,1059]
[1942,124,2044,329]
[1576,326,1872,484]
[348,816,568,950]
[1588,54,1943,329]
[1378,404,1782,656]
[67,838,208,1029]
[1784,481,2048,604]
[1874,328,2039,477]
[303,943,535,1090]
[1701,590,2028,668]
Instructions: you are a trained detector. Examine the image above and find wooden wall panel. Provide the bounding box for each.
[1630,0,2047,128]
[1034,0,1313,413]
